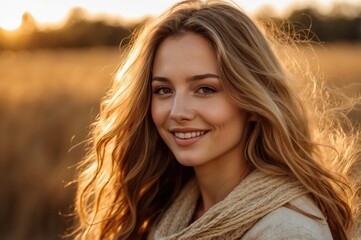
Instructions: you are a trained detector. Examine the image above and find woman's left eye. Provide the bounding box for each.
[196,85,216,95]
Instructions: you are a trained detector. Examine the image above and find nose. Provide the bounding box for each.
[170,94,195,122]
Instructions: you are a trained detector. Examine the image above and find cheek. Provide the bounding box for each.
[206,104,247,134]
[202,103,241,124]
[151,99,165,128]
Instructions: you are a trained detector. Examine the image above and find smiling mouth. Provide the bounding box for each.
[173,131,207,139]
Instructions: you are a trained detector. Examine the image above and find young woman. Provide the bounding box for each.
[72,1,360,239]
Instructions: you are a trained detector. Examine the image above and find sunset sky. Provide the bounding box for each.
[0,0,360,31]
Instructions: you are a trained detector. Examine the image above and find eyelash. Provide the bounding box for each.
[152,84,217,95]
[153,87,172,95]
[196,84,216,95]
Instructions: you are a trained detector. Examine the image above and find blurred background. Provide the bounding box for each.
[0,0,360,239]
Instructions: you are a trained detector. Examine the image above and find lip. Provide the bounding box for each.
[169,127,207,132]
[169,127,209,147]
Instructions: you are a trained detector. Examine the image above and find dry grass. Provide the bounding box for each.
[304,43,361,122]
[0,47,121,239]
[0,44,360,239]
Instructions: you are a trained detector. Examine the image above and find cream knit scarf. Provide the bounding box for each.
[148,169,308,240]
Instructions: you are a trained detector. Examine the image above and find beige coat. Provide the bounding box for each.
[148,170,330,239]
[242,195,333,239]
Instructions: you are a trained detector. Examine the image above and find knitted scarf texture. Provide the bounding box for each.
[149,169,308,240]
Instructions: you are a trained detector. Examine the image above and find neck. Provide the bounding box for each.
[193,154,250,217]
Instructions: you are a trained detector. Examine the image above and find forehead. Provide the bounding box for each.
[152,33,218,76]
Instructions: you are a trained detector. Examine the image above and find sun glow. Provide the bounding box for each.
[0,16,23,31]
[0,4,25,31]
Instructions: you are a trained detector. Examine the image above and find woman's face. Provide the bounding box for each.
[151,33,250,170]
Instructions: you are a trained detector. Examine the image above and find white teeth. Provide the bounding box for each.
[174,131,205,139]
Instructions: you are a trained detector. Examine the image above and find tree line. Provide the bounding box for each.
[0,4,360,51]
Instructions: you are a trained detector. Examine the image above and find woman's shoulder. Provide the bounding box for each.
[241,194,333,240]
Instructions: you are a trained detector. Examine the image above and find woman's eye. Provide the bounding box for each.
[197,86,216,95]
[154,87,172,95]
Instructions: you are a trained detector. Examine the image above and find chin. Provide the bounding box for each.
[174,155,205,167]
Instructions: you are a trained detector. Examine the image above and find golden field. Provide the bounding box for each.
[0,44,360,239]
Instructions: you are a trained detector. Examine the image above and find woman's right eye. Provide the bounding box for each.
[154,87,172,95]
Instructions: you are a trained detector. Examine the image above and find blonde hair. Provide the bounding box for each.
[71,1,360,239]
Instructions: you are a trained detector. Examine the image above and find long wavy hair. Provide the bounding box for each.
[71,0,360,239]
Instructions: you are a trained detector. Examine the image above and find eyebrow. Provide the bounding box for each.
[151,73,220,82]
